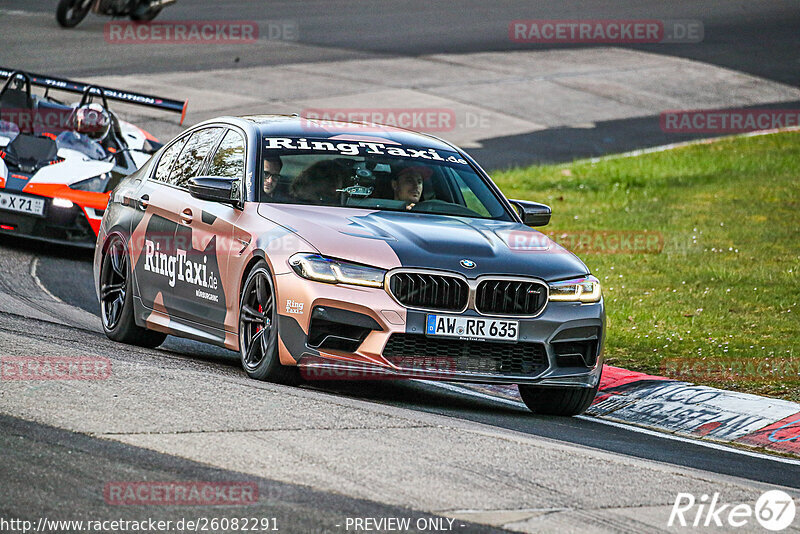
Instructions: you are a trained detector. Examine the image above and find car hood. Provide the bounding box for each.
[257,204,589,281]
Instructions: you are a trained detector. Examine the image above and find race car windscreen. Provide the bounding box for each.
[56,131,106,160]
[260,137,512,220]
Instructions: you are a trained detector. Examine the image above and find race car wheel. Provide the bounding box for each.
[239,262,300,385]
[130,7,162,21]
[518,381,600,416]
[100,235,166,348]
[56,0,92,28]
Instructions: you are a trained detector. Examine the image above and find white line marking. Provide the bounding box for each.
[422,381,800,466]
[576,416,800,466]
[30,257,65,304]
[0,9,39,17]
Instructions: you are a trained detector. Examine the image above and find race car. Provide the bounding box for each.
[0,68,187,247]
[93,115,605,415]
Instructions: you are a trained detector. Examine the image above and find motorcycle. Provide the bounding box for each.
[56,0,177,28]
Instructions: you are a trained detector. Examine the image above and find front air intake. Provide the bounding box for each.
[388,272,468,312]
[475,279,547,316]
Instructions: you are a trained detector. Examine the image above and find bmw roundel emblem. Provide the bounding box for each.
[460,259,476,269]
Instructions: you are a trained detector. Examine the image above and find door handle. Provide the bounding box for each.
[180,208,193,225]
[137,194,149,211]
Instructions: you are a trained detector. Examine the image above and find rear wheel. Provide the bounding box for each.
[239,262,300,385]
[56,0,92,28]
[518,381,600,416]
[99,235,166,348]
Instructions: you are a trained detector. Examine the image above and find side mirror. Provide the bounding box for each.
[510,199,551,227]
[188,176,240,206]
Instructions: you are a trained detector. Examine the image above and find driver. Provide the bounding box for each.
[262,156,288,201]
[392,165,431,209]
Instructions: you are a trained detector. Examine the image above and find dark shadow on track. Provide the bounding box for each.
[0,414,502,533]
[471,101,800,170]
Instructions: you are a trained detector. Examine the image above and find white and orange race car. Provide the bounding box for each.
[94,115,605,415]
[0,68,186,247]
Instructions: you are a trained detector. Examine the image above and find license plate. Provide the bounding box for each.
[426,314,519,341]
[0,192,45,216]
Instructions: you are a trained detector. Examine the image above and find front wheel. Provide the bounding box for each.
[239,262,300,385]
[518,381,600,416]
[56,0,92,28]
[99,235,166,348]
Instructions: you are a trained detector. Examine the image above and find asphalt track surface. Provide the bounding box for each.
[2,2,800,531]
[5,226,800,491]
[2,0,799,87]
[1,414,499,534]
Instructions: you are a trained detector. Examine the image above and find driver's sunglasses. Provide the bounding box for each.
[264,172,282,181]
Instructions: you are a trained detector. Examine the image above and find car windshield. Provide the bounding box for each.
[56,130,107,160]
[259,137,512,220]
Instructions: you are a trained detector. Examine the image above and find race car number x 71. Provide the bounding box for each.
[0,192,45,216]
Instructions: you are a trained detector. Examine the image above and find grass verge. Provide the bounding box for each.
[493,132,800,402]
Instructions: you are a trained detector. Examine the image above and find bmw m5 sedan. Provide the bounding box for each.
[94,115,605,415]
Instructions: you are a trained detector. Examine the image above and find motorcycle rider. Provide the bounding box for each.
[56,0,173,29]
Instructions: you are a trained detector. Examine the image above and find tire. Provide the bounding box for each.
[239,262,300,385]
[130,7,162,21]
[518,380,600,416]
[56,0,92,28]
[99,235,166,348]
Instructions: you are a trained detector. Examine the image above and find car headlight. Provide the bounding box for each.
[70,172,112,192]
[549,275,602,303]
[289,253,385,288]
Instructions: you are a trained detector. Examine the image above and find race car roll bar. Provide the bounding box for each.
[0,70,33,104]
[0,67,188,124]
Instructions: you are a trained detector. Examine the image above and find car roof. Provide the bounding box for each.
[205,114,460,153]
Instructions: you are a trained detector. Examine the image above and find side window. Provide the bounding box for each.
[169,127,224,188]
[207,130,246,180]
[153,136,188,183]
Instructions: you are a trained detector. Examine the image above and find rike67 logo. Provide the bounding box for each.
[669,490,796,531]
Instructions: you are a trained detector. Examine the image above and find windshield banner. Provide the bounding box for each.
[263,137,469,165]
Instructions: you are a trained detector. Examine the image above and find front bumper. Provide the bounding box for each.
[0,195,99,248]
[276,274,605,387]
